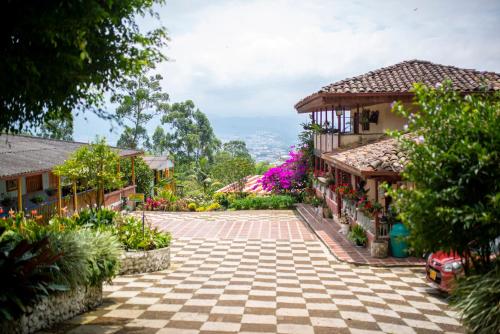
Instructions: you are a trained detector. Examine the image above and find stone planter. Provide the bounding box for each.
[119,246,171,275]
[371,240,389,258]
[1,285,102,334]
[340,224,349,235]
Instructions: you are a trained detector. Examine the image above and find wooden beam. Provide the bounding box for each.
[131,157,136,186]
[57,175,62,216]
[17,177,22,212]
[72,182,78,213]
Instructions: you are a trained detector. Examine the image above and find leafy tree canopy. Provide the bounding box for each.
[121,157,154,196]
[113,74,169,149]
[388,82,500,275]
[211,152,255,193]
[0,0,168,133]
[36,113,74,141]
[54,137,123,207]
[160,100,221,165]
[221,140,252,160]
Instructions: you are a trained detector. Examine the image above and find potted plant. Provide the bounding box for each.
[339,209,350,235]
[348,224,367,247]
[30,195,45,205]
[310,197,322,216]
[1,195,15,208]
[326,176,336,192]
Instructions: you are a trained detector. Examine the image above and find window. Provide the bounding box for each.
[49,172,58,189]
[6,179,17,192]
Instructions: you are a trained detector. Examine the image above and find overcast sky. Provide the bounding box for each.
[75,0,500,142]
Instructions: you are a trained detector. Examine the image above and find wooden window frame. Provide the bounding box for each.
[6,179,17,192]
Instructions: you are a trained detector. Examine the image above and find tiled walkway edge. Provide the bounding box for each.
[296,203,425,267]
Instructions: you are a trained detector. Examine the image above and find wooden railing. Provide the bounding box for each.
[34,186,135,223]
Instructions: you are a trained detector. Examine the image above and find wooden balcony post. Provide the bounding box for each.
[131,157,135,186]
[337,112,341,147]
[57,175,62,216]
[72,181,78,213]
[17,177,22,212]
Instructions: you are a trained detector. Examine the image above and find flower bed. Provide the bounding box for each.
[120,246,171,275]
[0,213,121,332]
[1,285,102,334]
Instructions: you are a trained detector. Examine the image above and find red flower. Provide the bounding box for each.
[31,209,37,216]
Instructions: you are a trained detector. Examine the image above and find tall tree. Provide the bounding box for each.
[222,140,252,160]
[388,82,500,334]
[211,152,255,193]
[160,100,220,165]
[36,113,74,141]
[0,0,168,133]
[389,82,500,275]
[112,74,169,149]
[150,126,167,155]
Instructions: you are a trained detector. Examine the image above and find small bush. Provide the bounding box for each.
[78,229,122,285]
[114,215,171,251]
[451,267,500,334]
[75,208,116,227]
[229,195,296,210]
[348,225,367,246]
[188,202,197,211]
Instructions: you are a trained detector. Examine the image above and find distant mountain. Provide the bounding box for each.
[210,115,304,144]
[209,115,305,163]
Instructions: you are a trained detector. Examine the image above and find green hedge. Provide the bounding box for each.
[229,195,296,210]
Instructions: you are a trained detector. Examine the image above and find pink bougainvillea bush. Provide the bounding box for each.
[257,149,308,194]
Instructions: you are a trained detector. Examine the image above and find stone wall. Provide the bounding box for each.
[119,246,170,275]
[2,285,102,334]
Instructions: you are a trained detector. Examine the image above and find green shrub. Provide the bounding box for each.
[30,195,45,204]
[78,229,122,285]
[229,195,296,210]
[0,227,64,321]
[114,215,171,251]
[75,208,116,227]
[348,225,367,246]
[451,267,500,334]
[46,228,89,288]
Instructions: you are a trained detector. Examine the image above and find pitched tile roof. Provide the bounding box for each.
[325,136,408,174]
[0,134,142,179]
[296,60,500,110]
[216,175,270,195]
[320,60,500,94]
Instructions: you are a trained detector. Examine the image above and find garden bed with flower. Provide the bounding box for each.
[0,208,171,333]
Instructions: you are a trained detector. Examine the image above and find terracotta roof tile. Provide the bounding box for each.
[326,136,409,174]
[216,175,270,195]
[296,60,500,108]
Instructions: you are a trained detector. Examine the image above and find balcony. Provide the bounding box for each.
[314,132,386,156]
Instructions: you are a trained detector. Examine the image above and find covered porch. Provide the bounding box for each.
[0,134,143,221]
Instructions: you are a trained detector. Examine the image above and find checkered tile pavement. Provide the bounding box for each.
[42,211,464,334]
[142,211,316,240]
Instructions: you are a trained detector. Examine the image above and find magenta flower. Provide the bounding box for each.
[258,149,309,194]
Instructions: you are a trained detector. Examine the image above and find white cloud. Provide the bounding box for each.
[155,0,500,117]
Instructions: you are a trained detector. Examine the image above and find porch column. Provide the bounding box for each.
[17,177,22,212]
[335,167,341,216]
[57,175,62,216]
[131,157,136,186]
[337,110,342,147]
[72,181,78,213]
